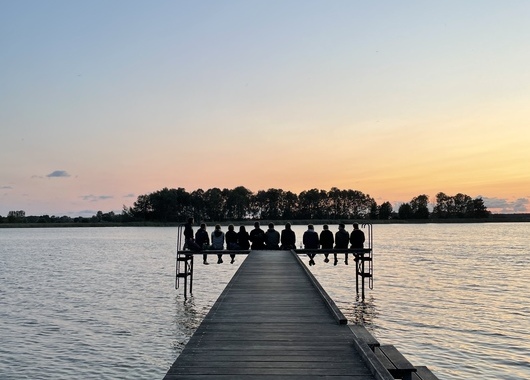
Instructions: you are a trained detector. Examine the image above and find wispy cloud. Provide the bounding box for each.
[123,193,135,198]
[81,194,114,202]
[482,196,529,213]
[1,185,13,189]
[46,170,71,178]
[512,198,529,213]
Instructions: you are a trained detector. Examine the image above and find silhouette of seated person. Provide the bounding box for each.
[195,222,210,265]
[183,217,201,252]
[237,226,250,250]
[319,224,334,263]
[303,224,319,266]
[350,223,365,249]
[249,221,266,250]
[264,223,280,249]
[350,222,365,264]
[280,222,296,249]
[334,223,349,266]
[210,224,225,264]
[225,224,239,264]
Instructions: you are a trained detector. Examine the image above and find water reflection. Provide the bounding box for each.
[348,295,378,328]
[171,295,201,355]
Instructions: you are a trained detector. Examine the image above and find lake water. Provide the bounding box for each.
[1,224,529,379]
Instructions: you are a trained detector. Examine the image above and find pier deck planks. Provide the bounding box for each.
[164,250,376,379]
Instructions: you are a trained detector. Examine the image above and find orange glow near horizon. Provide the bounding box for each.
[2,2,530,216]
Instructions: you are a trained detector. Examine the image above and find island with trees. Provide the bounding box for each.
[0,186,506,226]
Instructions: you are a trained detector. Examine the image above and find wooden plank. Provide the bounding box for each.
[375,345,416,380]
[167,367,372,376]
[165,376,376,380]
[168,361,369,370]
[173,354,364,363]
[352,337,395,380]
[378,345,415,371]
[349,325,380,350]
[413,366,440,380]
[374,347,396,371]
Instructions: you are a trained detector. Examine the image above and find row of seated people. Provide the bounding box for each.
[183,218,365,265]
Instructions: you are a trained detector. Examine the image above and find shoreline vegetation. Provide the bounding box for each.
[4,186,528,228]
[2,186,495,227]
[1,214,529,228]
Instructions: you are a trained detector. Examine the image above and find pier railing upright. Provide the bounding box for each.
[175,225,193,297]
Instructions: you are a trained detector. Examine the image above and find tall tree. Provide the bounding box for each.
[469,197,490,218]
[7,210,26,223]
[344,190,374,219]
[398,203,413,219]
[328,187,344,219]
[432,192,453,219]
[410,194,430,219]
[378,201,393,220]
[190,189,206,221]
[281,191,298,219]
[369,201,378,220]
[149,187,190,222]
[454,193,472,218]
[203,187,224,221]
[298,189,323,219]
[224,186,252,220]
[131,194,153,220]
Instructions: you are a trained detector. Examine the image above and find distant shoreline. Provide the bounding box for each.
[1,214,529,228]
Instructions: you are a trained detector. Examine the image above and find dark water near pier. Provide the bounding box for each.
[1,224,529,379]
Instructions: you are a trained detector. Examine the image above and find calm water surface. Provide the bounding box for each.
[1,224,529,379]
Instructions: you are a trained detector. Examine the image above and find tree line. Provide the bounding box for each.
[107,187,490,222]
[127,186,377,222]
[396,193,490,219]
[0,187,490,225]
[0,210,124,224]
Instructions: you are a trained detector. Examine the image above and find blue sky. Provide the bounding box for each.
[2,1,530,216]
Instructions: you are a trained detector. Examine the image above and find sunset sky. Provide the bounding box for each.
[2,1,530,217]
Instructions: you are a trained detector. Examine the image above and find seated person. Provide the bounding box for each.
[195,222,210,265]
[264,223,280,249]
[303,224,319,266]
[334,223,349,265]
[319,224,334,263]
[280,222,297,249]
[225,224,239,264]
[210,224,225,264]
[237,226,250,250]
[249,222,266,250]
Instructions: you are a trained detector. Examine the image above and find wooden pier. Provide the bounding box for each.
[165,250,439,379]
